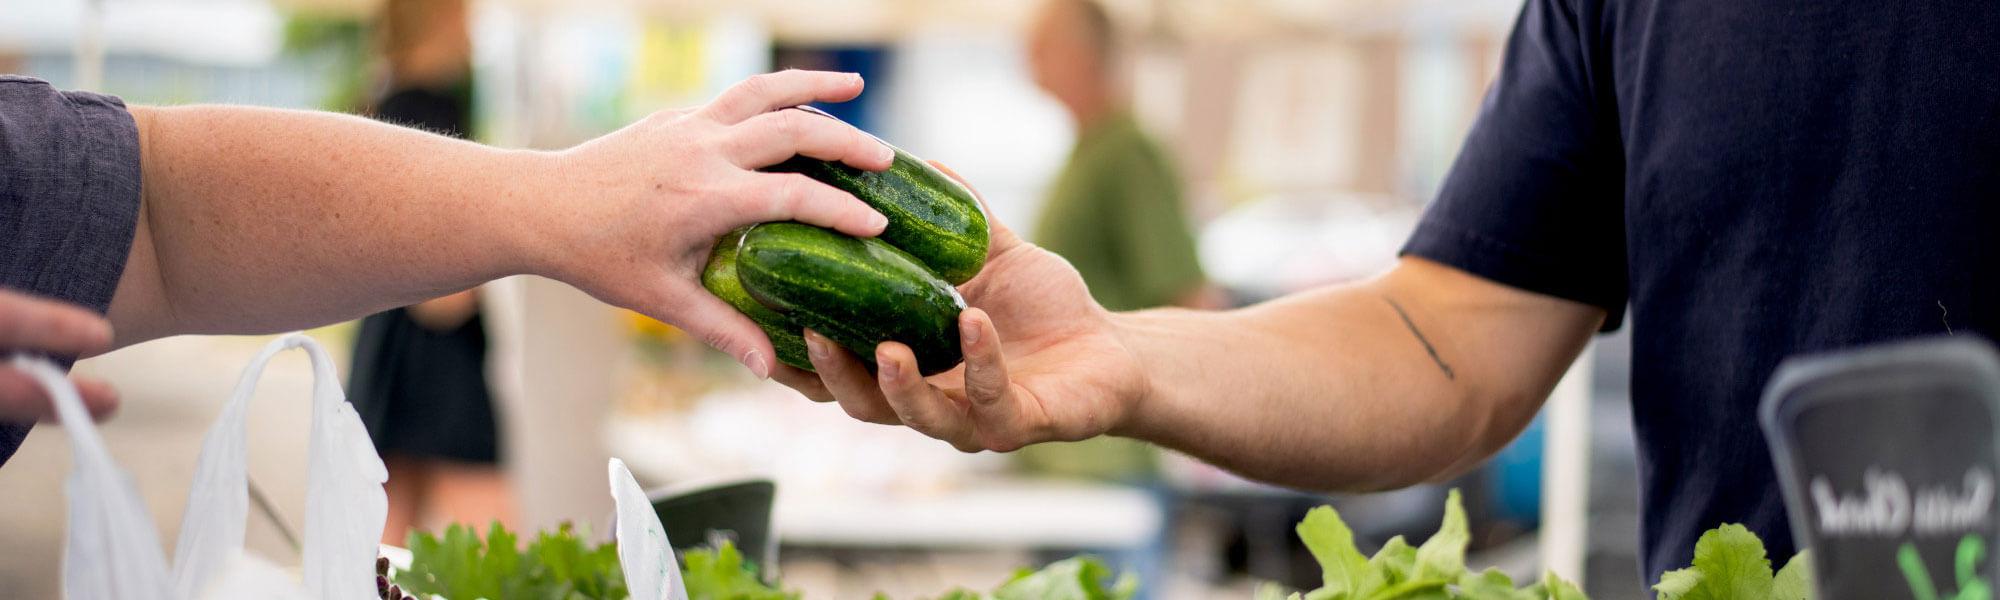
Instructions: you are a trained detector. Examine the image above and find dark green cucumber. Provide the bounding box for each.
[766,145,989,284]
[701,227,812,371]
[736,222,966,375]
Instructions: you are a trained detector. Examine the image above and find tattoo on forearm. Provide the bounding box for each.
[1383,297,1455,380]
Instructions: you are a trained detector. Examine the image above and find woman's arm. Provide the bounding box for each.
[113,70,892,377]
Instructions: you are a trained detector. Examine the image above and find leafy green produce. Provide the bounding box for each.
[396,522,626,600]
[389,501,1837,600]
[1652,524,1813,600]
[682,541,799,600]
[1274,489,1586,600]
[908,556,1137,600]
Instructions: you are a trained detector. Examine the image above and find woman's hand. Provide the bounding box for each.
[543,70,895,378]
[773,164,1151,452]
[0,289,119,422]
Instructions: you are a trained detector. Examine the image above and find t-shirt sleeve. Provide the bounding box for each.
[1398,0,1629,329]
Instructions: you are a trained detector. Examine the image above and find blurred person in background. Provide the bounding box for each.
[343,0,512,544]
[1013,0,1222,483]
[0,69,897,465]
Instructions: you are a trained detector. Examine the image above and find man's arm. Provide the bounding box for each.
[1111,257,1601,490]
[110,71,894,378]
[782,184,1605,492]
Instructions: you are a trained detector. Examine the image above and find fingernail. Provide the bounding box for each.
[962,318,982,347]
[875,142,895,164]
[867,211,889,233]
[847,72,864,84]
[879,356,902,381]
[806,332,829,360]
[742,350,771,379]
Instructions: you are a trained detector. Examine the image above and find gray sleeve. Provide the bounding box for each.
[0,75,142,463]
[0,75,140,318]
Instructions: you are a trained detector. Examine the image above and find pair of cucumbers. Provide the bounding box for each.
[701,143,989,376]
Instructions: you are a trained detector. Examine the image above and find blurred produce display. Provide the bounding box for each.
[378,489,1854,600]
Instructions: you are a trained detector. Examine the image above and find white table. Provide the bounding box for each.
[775,478,1164,551]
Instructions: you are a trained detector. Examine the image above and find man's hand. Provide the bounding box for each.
[774,164,1150,452]
[773,165,1605,493]
[0,290,120,422]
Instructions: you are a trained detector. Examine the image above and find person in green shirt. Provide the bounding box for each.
[1028,0,1223,313]
[1018,0,1224,480]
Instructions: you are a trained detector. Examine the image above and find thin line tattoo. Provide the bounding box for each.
[1384,296,1455,380]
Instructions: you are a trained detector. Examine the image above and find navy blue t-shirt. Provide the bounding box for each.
[1401,0,2000,584]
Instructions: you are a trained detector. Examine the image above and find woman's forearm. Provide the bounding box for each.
[112,105,557,345]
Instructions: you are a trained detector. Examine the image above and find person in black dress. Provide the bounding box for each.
[345,0,513,544]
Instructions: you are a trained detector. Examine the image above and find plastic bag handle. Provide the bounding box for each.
[9,355,175,600]
[169,334,386,599]
[612,458,689,600]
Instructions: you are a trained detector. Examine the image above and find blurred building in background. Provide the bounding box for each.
[0,1,1643,598]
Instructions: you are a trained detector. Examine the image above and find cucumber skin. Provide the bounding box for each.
[736,222,967,376]
[701,228,813,371]
[766,148,989,285]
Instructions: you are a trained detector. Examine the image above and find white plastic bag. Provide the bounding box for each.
[612,457,688,600]
[171,334,387,598]
[10,355,174,600]
[23,333,386,599]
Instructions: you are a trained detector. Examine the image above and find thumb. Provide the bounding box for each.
[665,292,776,379]
[957,309,1019,423]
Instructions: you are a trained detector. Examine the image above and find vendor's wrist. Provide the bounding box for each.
[1104,310,1165,440]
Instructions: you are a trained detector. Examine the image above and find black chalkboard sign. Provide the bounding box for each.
[1762,336,2000,599]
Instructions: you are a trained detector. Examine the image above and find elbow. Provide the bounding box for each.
[1349,387,1528,492]
[1422,387,1545,485]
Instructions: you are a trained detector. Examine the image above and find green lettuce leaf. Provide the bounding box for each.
[1653,524,1773,600]
[682,540,798,600]
[1298,505,1374,598]
[989,556,1136,600]
[1543,572,1588,600]
[1370,536,1418,589]
[1771,551,1813,600]
[1413,490,1470,583]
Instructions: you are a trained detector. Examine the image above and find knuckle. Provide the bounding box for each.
[772,111,807,141]
[978,426,1025,453]
[742,72,782,97]
[695,328,735,354]
[838,401,885,423]
[771,175,814,207]
[900,413,936,433]
[736,186,780,216]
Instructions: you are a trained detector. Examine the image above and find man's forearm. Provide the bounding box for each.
[1109,260,1602,491]
[114,105,556,345]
